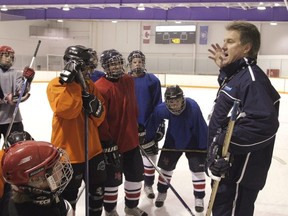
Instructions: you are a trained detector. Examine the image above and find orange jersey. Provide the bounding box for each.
[47,78,105,163]
[0,149,4,198]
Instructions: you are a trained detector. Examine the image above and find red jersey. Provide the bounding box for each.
[95,74,139,153]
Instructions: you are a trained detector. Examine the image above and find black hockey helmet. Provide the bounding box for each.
[128,50,145,64]
[164,85,186,115]
[127,50,146,75]
[100,49,124,79]
[63,45,94,67]
[7,130,34,147]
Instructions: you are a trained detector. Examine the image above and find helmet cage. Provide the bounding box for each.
[2,141,73,196]
[45,149,73,195]
[165,97,186,115]
[164,85,186,115]
[100,50,124,79]
[0,46,15,70]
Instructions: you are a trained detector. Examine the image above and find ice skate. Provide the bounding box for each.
[144,185,155,199]
[195,198,204,213]
[155,192,167,208]
[124,206,148,216]
[105,208,119,216]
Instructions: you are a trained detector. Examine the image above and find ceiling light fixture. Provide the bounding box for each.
[257,2,266,10]
[0,5,8,11]
[137,3,145,11]
[112,20,118,23]
[62,4,70,11]
[270,22,278,26]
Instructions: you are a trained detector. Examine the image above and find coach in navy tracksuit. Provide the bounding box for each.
[206,21,280,216]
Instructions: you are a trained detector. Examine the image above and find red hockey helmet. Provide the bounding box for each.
[0,45,15,70]
[2,141,73,194]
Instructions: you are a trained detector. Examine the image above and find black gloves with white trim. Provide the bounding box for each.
[82,91,103,118]
[138,124,159,156]
[59,60,84,84]
[101,141,121,168]
[205,129,231,180]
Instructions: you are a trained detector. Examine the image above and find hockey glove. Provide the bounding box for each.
[138,124,146,145]
[82,91,103,118]
[59,60,84,84]
[12,93,30,103]
[141,140,159,156]
[156,121,165,142]
[205,131,231,181]
[101,141,121,168]
[23,66,35,84]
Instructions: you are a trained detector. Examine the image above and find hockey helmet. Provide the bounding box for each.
[128,50,146,75]
[89,49,98,70]
[7,130,34,147]
[2,141,73,195]
[164,85,186,115]
[100,49,124,79]
[0,45,15,70]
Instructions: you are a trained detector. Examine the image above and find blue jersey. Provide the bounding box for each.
[131,72,162,126]
[90,70,105,82]
[146,98,208,150]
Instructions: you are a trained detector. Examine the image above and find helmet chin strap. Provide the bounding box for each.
[17,185,60,206]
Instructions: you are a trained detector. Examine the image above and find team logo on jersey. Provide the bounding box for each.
[114,172,122,181]
[224,85,232,91]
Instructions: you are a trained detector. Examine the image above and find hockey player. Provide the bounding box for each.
[145,85,208,213]
[0,45,35,144]
[0,131,34,216]
[206,21,280,216]
[127,50,164,199]
[89,50,105,82]
[1,140,74,216]
[46,45,109,216]
[95,49,148,216]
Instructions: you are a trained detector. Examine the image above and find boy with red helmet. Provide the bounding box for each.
[1,140,73,216]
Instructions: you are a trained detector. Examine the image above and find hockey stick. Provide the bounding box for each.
[159,148,207,153]
[76,69,90,216]
[139,145,195,216]
[205,100,239,216]
[2,40,41,149]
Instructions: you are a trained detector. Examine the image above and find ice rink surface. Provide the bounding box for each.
[9,83,288,216]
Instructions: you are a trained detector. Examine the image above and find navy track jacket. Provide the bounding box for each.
[208,57,280,190]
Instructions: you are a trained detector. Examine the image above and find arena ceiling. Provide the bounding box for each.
[0,0,287,22]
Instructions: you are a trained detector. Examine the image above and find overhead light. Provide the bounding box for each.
[270,22,278,26]
[62,4,70,11]
[257,6,266,10]
[111,20,118,23]
[1,5,8,11]
[57,19,64,23]
[175,21,182,24]
[257,2,266,10]
[137,3,145,11]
